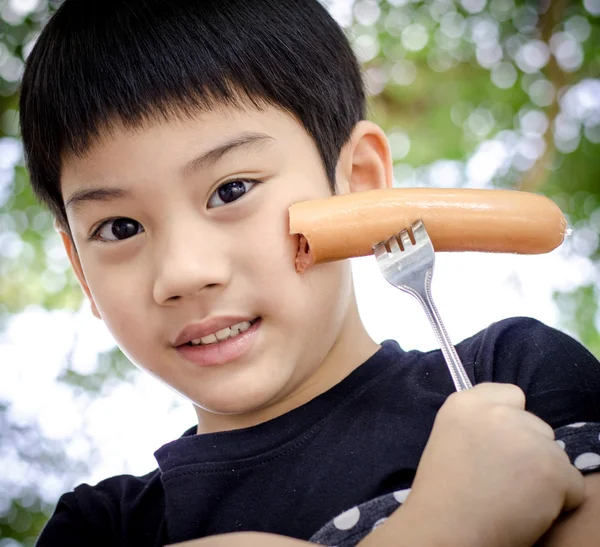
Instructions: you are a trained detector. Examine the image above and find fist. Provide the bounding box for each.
[403,383,584,547]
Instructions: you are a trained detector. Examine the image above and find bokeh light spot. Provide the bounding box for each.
[388,130,411,160]
[440,11,466,39]
[491,61,517,89]
[466,107,495,139]
[584,0,600,16]
[461,0,487,15]
[551,32,584,72]
[515,40,550,74]
[354,0,381,26]
[565,15,591,43]
[470,17,499,47]
[401,24,429,51]
[391,60,417,86]
[490,0,514,22]
[512,5,538,33]
[528,79,555,108]
[518,109,549,136]
[476,43,503,69]
[353,33,380,63]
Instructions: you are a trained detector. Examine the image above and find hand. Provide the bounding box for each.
[362,383,584,547]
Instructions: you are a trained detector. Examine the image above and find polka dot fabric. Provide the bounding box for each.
[556,422,600,472]
[309,489,412,546]
[309,422,600,547]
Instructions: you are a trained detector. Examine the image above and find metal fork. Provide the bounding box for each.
[373,220,473,392]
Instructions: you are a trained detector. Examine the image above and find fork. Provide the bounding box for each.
[373,220,473,392]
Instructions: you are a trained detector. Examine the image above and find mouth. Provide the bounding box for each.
[175,317,262,367]
[178,317,261,347]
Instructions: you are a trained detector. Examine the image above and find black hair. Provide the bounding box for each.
[19,0,365,230]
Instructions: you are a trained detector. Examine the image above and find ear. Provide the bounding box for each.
[337,120,393,195]
[57,224,101,319]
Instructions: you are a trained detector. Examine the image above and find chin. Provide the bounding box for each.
[188,384,283,418]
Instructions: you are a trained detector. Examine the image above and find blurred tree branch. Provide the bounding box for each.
[519,0,568,192]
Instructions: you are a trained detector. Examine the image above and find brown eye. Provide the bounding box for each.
[208,179,258,208]
[96,218,144,242]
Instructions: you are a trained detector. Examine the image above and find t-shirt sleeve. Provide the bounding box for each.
[36,488,112,547]
[467,317,600,475]
[470,317,600,427]
[36,470,164,547]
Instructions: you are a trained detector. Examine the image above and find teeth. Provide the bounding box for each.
[201,333,217,345]
[215,327,231,341]
[237,321,251,333]
[187,320,255,346]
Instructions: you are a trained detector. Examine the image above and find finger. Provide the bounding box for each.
[466,382,526,409]
[562,464,585,512]
[519,411,556,440]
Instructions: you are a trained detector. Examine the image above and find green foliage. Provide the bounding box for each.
[555,284,600,357]
[0,500,53,546]
[58,346,137,394]
[1,166,83,318]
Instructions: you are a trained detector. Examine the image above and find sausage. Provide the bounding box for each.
[289,188,567,272]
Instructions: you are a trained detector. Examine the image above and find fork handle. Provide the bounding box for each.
[412,270,473,392]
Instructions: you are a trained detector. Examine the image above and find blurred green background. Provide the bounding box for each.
[1,0,599,544]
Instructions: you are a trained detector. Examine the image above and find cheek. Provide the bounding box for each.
[239,205,301,279]
[256,247,351,331]
[240,194,351,318]
[310,262,353,320]
[245,173,332,272]
[83,260,150,345]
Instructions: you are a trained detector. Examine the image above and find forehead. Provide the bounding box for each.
[60,103,312,183]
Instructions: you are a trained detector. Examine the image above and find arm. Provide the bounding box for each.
[538,473,600,547]
[171,384,584,547]
[173,477,600,547]
[169,533,311,547]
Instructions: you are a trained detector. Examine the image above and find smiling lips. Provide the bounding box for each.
[188,320,253,346]
[175,318,262,367]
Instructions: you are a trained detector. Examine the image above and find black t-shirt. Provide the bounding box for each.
[36,318,600,547]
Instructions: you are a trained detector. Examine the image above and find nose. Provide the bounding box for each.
[152,219,231,305]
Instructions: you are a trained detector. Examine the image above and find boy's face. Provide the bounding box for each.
[60,104,384,431]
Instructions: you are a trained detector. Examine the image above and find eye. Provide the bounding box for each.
[208,179,258,208]
[93,218,144,242]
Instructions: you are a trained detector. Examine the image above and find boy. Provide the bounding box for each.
[18,0,600,546]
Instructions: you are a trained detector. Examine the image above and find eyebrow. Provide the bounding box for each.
[181,131,274,176]
[65,187,131,211]
[64,132,274,211]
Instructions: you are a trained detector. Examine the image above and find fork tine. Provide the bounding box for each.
[411,219,428,241]
[373,242,388,260]
[400,230,412,250]
[388,236,402,254]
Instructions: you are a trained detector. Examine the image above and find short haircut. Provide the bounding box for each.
[19,0,366,230]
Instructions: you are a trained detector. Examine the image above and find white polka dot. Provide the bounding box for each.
[556,440,566,450]
[574,452,600,470]
[372,517,388,530]
[333,507,360,530]
[567,422,587,428]
[393,488,411,504]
